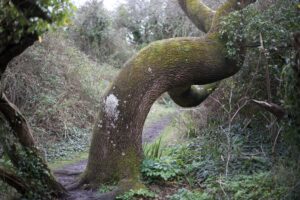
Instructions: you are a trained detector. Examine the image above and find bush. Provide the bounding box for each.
[168,188,210,200]
[204,173,287,199]
[141,157,181,182]
[143,137,163,160]
[116,188,156,200]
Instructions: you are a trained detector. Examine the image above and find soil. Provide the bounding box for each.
[54,112,174,200]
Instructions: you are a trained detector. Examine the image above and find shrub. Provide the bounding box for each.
[143,137,163,160]
[116,188,156,200]
[168,188,210,200]
[141,157,181,182]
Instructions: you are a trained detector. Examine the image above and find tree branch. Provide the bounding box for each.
[0,34,38,75]
[211,0,256,31]
[251,99,285,119]
[0,93,35,147]
[178,0,215,33]
[168,82,219,107]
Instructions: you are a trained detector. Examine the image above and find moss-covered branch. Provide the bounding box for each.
[168,83,218,107]
[211,0,256,31]
[178,0,215,33]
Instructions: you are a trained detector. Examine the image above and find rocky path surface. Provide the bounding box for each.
[54,112,174,199]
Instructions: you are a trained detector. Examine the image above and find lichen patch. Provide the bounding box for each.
[104,94,120,122]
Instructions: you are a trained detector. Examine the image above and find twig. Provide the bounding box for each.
[272,126,283,155]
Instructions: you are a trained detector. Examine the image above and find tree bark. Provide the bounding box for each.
[0,94,67,198]
[0,93,35,147]
[178,0,215,33]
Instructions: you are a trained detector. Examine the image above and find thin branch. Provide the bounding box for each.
[251,99,285,119]
[272,126,282,155]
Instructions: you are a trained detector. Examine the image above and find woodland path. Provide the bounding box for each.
[54,110,175,200]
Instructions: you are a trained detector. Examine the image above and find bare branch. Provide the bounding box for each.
[251,99,285,119]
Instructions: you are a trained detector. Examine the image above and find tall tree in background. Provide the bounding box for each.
[80,0,256,189]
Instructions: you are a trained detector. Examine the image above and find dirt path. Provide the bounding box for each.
[142,114,173,143]
[54,112,174,199]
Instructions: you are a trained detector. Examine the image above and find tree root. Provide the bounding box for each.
[54,169,84,176]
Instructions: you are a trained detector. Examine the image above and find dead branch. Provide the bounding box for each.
[251,99,285,119]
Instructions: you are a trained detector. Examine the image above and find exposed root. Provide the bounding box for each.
[96,190,119,200]
[66,178,87,191]
[54,169,84,176]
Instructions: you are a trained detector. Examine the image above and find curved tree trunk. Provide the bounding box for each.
[82,0,257,188]
[82,34,239,187]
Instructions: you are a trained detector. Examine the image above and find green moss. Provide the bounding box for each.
[184,0,215,32]
[133,36,224,68]
[114,34,233,94]
[117,147,141,182]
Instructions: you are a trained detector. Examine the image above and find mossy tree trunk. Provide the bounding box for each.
[82,0,257,188]
[0,94,67,198]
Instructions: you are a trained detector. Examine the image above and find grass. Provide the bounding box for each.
[49,152,88,170]
[144,102,175,126]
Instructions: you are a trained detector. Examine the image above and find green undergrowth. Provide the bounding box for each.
[49,152,88,170]
[139,119,297,199]
[144,102,176,127]
[116,188,157,200]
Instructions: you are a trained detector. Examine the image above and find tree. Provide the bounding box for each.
[0,0,73,198]
[79,0,256,191]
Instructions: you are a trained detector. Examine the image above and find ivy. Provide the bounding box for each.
[141,157,182,182]
[219,0,300,149]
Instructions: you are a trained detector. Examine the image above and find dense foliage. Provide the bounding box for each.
[0,0,74,46]
[219,0,300,150]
